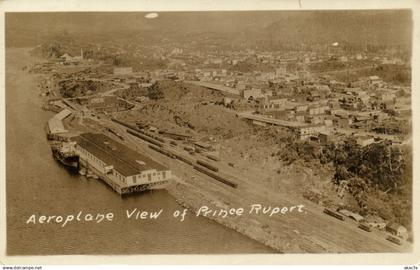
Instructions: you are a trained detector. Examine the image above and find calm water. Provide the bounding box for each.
[6,48,273,255]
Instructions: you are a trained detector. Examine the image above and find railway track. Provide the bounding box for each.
[92,116,410,253]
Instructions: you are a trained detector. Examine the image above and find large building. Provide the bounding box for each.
[297,125,329,140]
[59,48,84,64]
[73,133,172,194]
[81,96,119,112]
[113,67,133,75]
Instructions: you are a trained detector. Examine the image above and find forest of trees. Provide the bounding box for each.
[276,136,412,228]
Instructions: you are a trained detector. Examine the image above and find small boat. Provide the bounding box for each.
[86,170,99,179]
[79,168,87,176]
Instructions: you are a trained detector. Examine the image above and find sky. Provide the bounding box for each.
[5,10,412,48]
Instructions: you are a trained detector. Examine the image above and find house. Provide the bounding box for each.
[307,90,321,102]
[223,97,233,107]
[295,104,308,112]
[243,88,264,100]
[339,56,348,62]
[60,53,73,62]
[319,133,329,144]
[358,94,370,105]
[381,58,404,65]
[338,209,364,222]
[236,82,247,91]
[296,125,329,140]
[328,100,341,110]
[369,76,382,85]
[275,64,287,77]
[305,115,324,125]
[134,96,150,103]
[331,109,349,118]
[386,222,408,240]
[60,48,84,63]
[264,90,273,97]
[324,118,333,126]
[381,92,396,103]
[113,67,133,75]
[261,97,288,111]
[308,105,328,115]
[315,85,331,95]
[86,95,119,112]
[365,215,386,229]
[355,135,375,147]
[295,113,305,123]
[349,80,365,88]
[334,117,352,129]
[340,98,359,111]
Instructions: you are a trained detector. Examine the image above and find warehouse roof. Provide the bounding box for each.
[48,118,67,134]
[74,132,168,176]
[55,109,72,120]
[47,109,72,134]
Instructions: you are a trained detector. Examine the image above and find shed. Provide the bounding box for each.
[386,222,408,240]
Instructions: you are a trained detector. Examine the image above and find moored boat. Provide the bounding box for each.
[51,141,79,169]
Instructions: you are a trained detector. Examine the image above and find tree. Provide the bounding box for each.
[147,82,164,100]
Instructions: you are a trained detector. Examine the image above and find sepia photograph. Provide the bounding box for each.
[2,4,416,261]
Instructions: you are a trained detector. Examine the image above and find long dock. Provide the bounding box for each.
[186,80,240,96]
[237,112,308,128]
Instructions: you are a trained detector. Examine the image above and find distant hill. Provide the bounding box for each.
[5,10,412,49]
[261,10,412,48]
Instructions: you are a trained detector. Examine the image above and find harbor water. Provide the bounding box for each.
[6,48,273,255]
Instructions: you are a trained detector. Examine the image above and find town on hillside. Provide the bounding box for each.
[7,10,413,254]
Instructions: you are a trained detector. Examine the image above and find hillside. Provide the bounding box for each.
[6,10,412,49]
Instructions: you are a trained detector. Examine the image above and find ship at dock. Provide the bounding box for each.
[50,141,79,169]
[73,132,172,195]
[45,107,172,195]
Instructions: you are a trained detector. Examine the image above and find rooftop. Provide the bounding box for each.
[54,109,72,120]
[73,133,168,177]
[48,118,67,134]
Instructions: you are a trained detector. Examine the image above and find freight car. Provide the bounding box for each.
[358,223,372,232]
[148,145,176,159]
[159,131,192,141]
[111,118,167,143]
[196,160,219,172]
[323,208,345,221]
[144,132,166,143]
[205,154,220,162]
[126,129,163,148]
[111,118,137,130]
[183,146,195,152]
[173,153,194,166]
[193,165,237,188]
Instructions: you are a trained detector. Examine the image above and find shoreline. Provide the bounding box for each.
[7,47,275,255]
[15,46,410,254]
[167,181,290,253]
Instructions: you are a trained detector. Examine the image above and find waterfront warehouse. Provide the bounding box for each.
[74,133,172,194]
